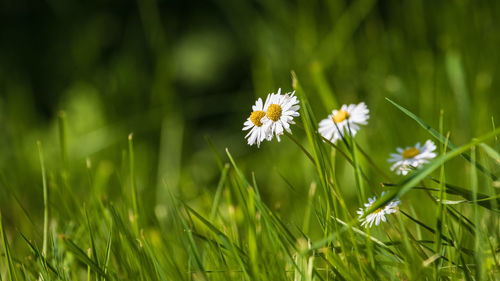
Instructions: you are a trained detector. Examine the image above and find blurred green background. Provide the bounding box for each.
[1,0,500,238]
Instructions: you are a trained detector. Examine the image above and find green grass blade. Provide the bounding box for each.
[470,147,484,280]
[183,202,247,278]
[347,128,366,203]
[58,110,69,165]
[434,113,448,269]
[225,148,251,188]
[128,133,139,235]
[309,61,338,111]
[141,239,168,281]
[84,206,100,267]
[479,143,500,164]
[209,163,229,221]
[62,237,110,279]
[292,71,336,243]
[445,52,471,137]
[103,222,113,276]
[302,182,316,234]
[292,71,330,192]
[37,141,49,258]
[0,211,18,281]
[19,232,59,277]
[445,206,475,236]
[183,203,246,258]
[399,211,473,256]
[204,135,224,171]
[333,217,401,260]
[169,197,209,279]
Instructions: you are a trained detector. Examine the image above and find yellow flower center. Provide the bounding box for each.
[267,104,282,122]
[402,147,420,159]
[333,110,349,123]
[374,208,383,214]
[250,110,266,127]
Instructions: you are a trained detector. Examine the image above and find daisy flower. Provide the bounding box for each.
[357,192,401,228]
[388,140,437,175]
[318,102,369,144]
[242,97,270,147]
[263,88,300,142]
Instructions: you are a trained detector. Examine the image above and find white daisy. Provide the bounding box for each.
[388,140,437,175]
[263,88,300,142]
[242,97,270,147]
[356,192,401,228]
[318,102,369,144]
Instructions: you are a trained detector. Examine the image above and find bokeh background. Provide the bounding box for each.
[1,0,500,237]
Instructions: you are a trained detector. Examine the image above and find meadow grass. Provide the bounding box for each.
[2,1,500,280]
[1,79,500,280]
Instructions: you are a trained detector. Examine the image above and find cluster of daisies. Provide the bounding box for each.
[242,88,300,147]
[243,88,438,228]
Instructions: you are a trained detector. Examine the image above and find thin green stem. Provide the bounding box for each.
[0,210,18,281]
[434,110,449,277]
[58,111,68,165]
[471,146,483,280]
[347,123,366,203]
[128,133,139,234]
[37,141,49,258]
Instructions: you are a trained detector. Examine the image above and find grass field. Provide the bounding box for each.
[1,0,500,280]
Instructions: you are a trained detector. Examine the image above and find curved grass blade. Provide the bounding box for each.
[205,135,224,171]
[172,202,208,279]
[209,163,230,221]
[103,221,113,276]
[19,232,60,277]
[182,202,250,278]
[37,141,49,257]
[399,211,473,256]
[292,71,331,194]
[61,237,111,279]
[84,206,99,267]
[479,143,500,165]
[128,133,139,235]
[309,62,338,111]
[182,202,252,277]
[445,206,475,235]
[182,202,246,258]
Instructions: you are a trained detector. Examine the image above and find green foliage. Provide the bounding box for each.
[1,0,500,280]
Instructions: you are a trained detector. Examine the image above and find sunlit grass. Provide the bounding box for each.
[1,0,500,280]
[1,77,499,280]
